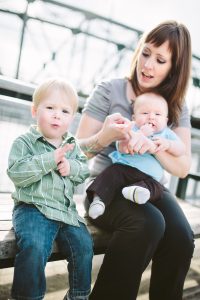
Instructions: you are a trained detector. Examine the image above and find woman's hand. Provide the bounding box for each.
[98,113,133,147]
[76,112,133,158]
[118,140,130,154]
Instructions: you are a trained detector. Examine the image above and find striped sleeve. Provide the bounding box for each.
[7,138,57,187]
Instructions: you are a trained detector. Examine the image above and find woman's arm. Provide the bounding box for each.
[154,127,191,178]
[76,114,104,159]
[76,113,132,158]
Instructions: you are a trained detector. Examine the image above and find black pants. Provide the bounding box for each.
[87,163,163,205]
[88,189,194,300]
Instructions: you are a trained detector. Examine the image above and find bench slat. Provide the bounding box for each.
[0,218,111,268]
[0,196,200,268]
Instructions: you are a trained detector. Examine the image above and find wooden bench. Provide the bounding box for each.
[0,194,112,269]
[1,174,200,269]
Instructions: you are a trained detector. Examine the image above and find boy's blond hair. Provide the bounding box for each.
[33,77,78,113]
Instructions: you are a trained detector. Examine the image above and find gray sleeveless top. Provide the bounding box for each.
[83,78,191,177]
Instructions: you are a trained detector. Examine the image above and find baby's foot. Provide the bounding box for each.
[88,197,105,219]
[122,186,150,204]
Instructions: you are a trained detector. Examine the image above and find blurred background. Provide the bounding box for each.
[0,0,200,111]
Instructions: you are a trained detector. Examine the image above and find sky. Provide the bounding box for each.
[64,0,200,56]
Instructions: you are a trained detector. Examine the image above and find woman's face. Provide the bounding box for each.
[136,41,172,90]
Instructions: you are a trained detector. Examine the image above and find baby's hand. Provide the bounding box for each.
[57,157,70,176]
[153,137,170,152]
[140,124,154,137]
[148,140,158,154]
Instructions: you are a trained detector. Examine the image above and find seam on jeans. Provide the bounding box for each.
[64,230,91,297]
[65,234,77,296]
[46,223,60,260]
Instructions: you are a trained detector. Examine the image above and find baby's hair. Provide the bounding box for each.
[133,92,168,116]
[33,77,78,113]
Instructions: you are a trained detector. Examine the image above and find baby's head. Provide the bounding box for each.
[133,92,168,133]
[32,77,78,144]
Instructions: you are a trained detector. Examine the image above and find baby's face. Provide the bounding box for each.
[32,89,74,142]
[133,95,168,133]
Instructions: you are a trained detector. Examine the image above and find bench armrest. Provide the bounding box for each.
[176,172,200,199]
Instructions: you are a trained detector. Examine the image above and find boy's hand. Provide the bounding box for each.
[57,157,71,176]
[54,143,74,165]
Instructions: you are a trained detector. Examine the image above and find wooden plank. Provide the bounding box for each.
[0,194,111,268]
[0,217,111,268]
[0,194,200,268]
[177,199,200,238]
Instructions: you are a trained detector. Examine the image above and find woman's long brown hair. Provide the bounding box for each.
[129,21,192,126]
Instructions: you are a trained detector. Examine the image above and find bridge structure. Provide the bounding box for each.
[0,0,200,100]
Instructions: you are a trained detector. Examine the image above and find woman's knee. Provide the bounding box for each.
[138,204,166,243]
[144,207,165,240]
[116,203,166,243]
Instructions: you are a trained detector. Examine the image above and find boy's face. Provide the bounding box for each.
[32,88,74,142]
[133,95,168,133]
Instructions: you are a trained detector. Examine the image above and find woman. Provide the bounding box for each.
[76,21,194,300]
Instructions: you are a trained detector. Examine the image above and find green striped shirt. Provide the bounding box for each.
[7,125,90,226]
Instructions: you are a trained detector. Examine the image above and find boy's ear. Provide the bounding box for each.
[132,114,135,121]
[31,105,37,118]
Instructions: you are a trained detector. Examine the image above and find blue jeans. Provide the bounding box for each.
[12,203,93,300]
